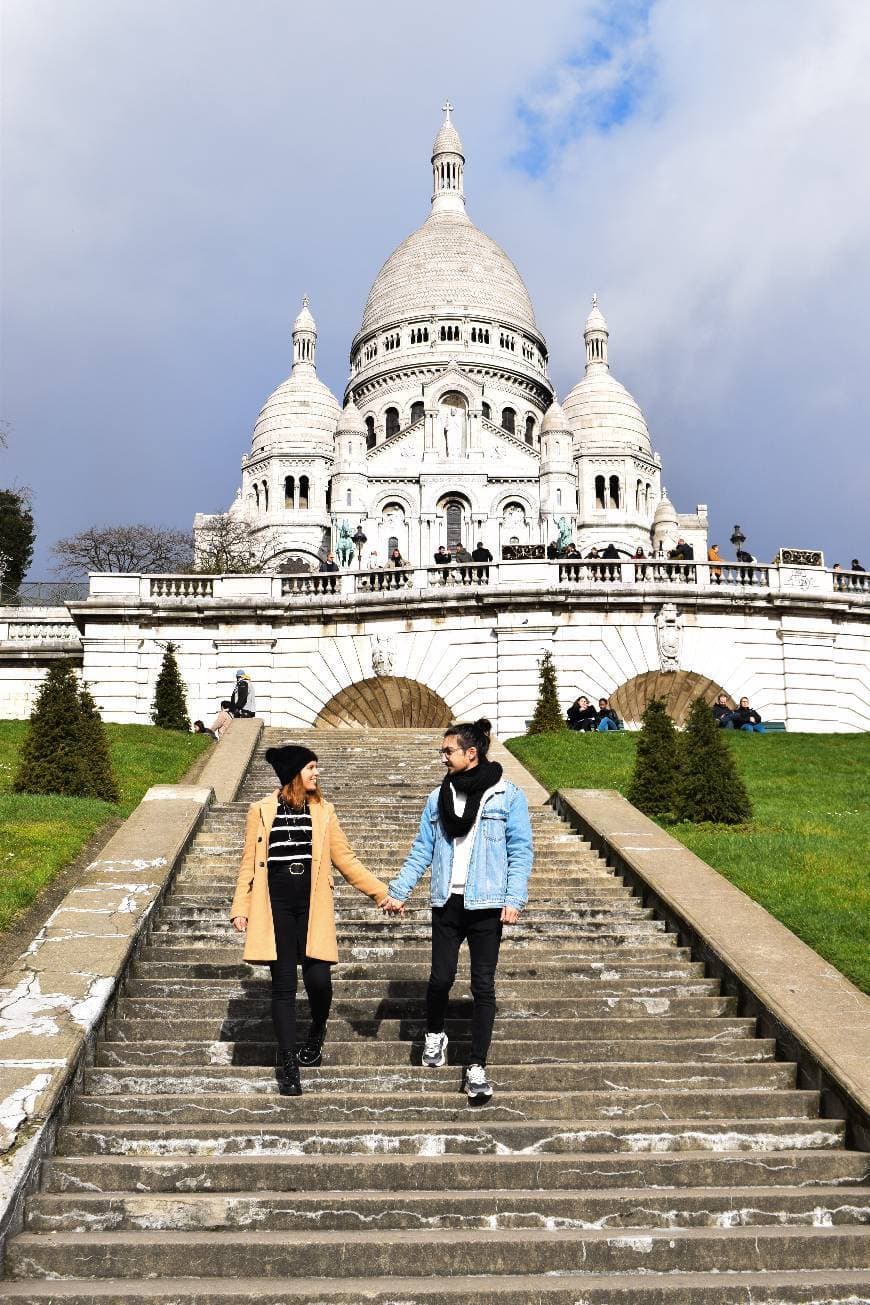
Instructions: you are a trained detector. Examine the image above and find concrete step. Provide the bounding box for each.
[8,1225,870,1280]
[52,1117,850,1158]
[95,1037,779,1068]
[68,1088,821,1125]
[82,1060,796,1096]
[129,956,707,981]
[122,976,722,1000]
[105,1015,760,1042]
[6,1268,870,1303]
[24,1184,870,1234]
[45,1147,868,1191]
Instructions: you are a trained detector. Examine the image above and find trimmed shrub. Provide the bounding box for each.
[12,663,117,801]
[150,642,190,731]
[528,650,564,735]
[627,696,680,817]
[676,696,752,824]
[13,663,85,796]
[77,684,119,803]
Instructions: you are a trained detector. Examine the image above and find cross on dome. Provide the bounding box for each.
[442,100,454,121]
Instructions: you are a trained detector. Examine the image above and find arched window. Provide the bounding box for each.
[262,480,269,512]
[482,401,491,420]
[410,401,424,424]
[284,476,295,509]
[388,535,399,556]
[299,475,309,510]
[445,502,463,550]
[595,475,606,509]
[385,407,400,439]
[440,325,447,341]
[325,481,331,511]
[556,488,562,507]
[609,475,620,508]
[501,407,516,435]
[253,483,259,510]
[645,483,652,512]
[365,415,376,449]
[524,415,535,445]
[346,488,352,506]
[636,479,642,511]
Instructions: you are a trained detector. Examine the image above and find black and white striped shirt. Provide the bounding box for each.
[267,802,313,879]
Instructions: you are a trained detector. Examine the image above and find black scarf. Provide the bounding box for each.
[437,759,503,841]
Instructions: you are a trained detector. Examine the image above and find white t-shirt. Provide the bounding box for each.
[447,785,499,894]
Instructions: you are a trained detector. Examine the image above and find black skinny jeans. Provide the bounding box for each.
[267,896,332,1053]
[426,893,503,1066]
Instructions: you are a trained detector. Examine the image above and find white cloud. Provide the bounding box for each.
[2,0,868,568]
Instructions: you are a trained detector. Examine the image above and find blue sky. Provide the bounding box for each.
[2,0,869,573]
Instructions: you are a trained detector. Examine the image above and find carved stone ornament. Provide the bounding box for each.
[774,549,824,567]
[656,602,683,672]
[779,567,824,591]
[502,543,545,560]
[371,635,395,677]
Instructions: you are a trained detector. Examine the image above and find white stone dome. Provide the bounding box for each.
[336,397,367,434]
[541,398,571,434]
[653,489,678,527]
[563,369,652,454]
[358,210,538,337]
[251,370,340,453]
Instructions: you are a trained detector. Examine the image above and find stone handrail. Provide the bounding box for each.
[77,559,869,606]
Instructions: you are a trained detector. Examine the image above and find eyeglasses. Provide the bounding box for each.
[438,746,464,756]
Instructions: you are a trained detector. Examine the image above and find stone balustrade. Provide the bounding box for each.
[76,560,868,606]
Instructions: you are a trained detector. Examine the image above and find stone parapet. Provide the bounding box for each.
[0,723,259,1261]
[551,787,870,1150]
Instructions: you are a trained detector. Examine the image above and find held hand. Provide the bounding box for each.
[379,896,406,915]
[231,916,248,933]
[500,906,521,925]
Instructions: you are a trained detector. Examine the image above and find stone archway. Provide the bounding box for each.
[315,676,453,729]
[610,670,734,728]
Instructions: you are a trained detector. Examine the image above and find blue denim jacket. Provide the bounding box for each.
[388,779,533,910]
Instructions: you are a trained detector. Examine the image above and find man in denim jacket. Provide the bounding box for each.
[381,719,533,1103]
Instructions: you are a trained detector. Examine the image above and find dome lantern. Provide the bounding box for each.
[431,100,465,216]
[584,293,609,370]
[292,295,317,370]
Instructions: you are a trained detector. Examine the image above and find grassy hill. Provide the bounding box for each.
[506,731,870,993]
[0,721,212,934]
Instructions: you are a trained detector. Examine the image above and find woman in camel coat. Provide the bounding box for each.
[230,744,392,1095]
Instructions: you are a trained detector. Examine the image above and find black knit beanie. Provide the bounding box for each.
[264,745,317,787]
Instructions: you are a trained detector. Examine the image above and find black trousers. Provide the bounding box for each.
[267,899,332,1053]
[426,893,503,1066]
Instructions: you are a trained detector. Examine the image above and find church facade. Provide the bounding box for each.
[194,106,707,569]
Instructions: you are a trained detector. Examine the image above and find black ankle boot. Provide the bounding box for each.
[277,1049,302,1096]
[297,1020,328,1068]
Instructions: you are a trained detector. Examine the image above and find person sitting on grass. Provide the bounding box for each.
[730,697,765,733]
[712,693,734,729]
[567,695,597,732]
[595,697,621,732]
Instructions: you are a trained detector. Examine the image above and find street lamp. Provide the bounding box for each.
[352,526,367,569]
[730,524,746,556]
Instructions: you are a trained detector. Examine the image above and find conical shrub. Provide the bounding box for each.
[528,650,564,734]
[627,696,680,817]
[13,662,89,797]
[675,696,752,824]
[151,642,190,731]
[76,684,119,803]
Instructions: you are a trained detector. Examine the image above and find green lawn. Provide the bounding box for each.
[0,722,212,934]
[506,731,870,993]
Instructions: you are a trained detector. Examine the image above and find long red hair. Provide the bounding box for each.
[280,775,321,809]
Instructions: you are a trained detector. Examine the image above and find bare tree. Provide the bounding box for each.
[51,524,194,577]
[194,514,272,574]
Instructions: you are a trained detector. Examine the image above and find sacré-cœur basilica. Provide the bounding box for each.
[194,105,706,571]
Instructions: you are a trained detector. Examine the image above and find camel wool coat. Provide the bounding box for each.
[229,793,389,964]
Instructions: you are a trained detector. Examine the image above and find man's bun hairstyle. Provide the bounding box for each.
[445,718,492,759]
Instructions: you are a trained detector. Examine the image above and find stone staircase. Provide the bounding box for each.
[3,727,869,1302]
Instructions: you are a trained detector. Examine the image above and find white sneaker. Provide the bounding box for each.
[464,1063,493,1104]
[422,1031,448,1067]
